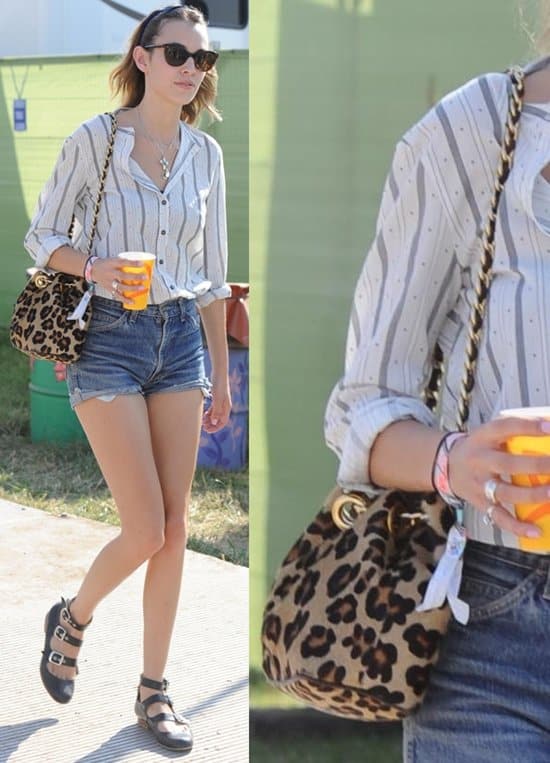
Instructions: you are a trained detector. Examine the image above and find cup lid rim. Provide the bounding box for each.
[117,251,156,260]
[500,406,550,418]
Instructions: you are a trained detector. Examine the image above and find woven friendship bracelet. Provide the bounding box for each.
[431,431,468,508]
[83,255,99,285]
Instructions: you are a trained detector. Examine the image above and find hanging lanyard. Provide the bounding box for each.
[11,65,29,131]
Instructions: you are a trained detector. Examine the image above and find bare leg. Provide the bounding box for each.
[46,394,166,682]
[138,389,203,732]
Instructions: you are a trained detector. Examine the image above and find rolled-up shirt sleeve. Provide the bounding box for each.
[24,134,88,268]
[324,123,464,496]
[196,142,231,308]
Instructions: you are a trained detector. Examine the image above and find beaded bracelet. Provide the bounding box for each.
[431,431,468,508]
[83,255,99,285]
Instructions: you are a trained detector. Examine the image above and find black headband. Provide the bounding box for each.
[137,5,181,47]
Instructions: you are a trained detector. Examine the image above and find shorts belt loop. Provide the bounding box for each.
[543,563,550,601]
[179,298,187,322]
[127,309,138,325]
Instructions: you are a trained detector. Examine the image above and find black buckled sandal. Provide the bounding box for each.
[40,596,92,704]
[135,675,194,752]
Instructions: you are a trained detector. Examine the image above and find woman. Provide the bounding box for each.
[324,52,550,763]
[24,5,231,752]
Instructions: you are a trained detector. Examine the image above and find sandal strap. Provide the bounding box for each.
[140,674,168,692]
[61,597,92,631]
[148,711,189,726]
[46,649,77,668]
[54,625,83,648]
[141,692,171,710]
[148,712,176,724]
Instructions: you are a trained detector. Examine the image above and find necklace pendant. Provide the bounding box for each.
[159,155,170,180]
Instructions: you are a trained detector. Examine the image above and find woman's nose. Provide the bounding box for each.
[181,55,196,73]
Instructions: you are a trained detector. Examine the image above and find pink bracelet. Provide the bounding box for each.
[84,255,99,284]
[431,431,468,508]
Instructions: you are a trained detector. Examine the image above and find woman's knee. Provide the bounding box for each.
[121,524,165,561]
[162,510,189,551]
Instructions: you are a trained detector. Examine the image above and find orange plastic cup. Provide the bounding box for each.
[501,406,550,552]
[117,252,155,310]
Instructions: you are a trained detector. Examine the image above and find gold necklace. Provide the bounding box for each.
[137,108,179,180]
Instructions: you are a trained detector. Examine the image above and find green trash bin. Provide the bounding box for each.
[29,359,85,443]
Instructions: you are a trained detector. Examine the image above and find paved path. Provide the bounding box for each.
[0,499,248,763]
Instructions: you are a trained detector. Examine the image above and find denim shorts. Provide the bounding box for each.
[403,540,550,762]
[66,296,211,409]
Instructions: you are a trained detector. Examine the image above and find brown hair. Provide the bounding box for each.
[109,5,221,125]
[518,0,550,56]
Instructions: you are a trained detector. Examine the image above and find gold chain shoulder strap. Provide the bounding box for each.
[423,68,524,425]
[455,67,524,428]
[84,112,118,256]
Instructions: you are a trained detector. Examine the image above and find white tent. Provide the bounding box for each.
[0,0,248,57]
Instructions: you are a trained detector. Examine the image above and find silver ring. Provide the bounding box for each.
[482,505,496,527]
[483,478,499,504]
[111,279,118,292]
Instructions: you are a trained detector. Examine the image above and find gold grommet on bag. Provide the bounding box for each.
[331,491,369,530]
[33,273,50,289]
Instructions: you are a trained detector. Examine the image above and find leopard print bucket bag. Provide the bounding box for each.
[261,68,525,722]
[9,113,117,364]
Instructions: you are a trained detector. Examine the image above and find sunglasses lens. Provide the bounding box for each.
[196,51,218,72]
[164,44,187,66]
[161,44,217,71]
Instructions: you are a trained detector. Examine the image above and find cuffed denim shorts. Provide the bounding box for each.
[66,296,211,409]
[403,540,550,762]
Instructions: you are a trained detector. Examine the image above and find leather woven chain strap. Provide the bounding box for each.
[67,112,118,254]
[455,67,525,428]
[425,67,525,427]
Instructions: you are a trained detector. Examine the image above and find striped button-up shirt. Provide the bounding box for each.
[24,112,231,307]
[324,66,550,550]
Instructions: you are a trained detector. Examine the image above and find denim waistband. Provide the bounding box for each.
[92,294,195,319]
[467,539,550,572]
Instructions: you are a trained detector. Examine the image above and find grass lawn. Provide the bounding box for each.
[0,328,248,566]
[250,668,403,762]
[250,733,402,763]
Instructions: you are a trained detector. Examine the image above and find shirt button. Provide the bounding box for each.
[160,230,166,235]
[161,199,167,205]
[170,285,175,290]
[159,259,164,264]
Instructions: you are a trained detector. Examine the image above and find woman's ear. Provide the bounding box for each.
[133,46,148,74]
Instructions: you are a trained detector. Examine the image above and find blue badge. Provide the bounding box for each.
[13,99,26,131]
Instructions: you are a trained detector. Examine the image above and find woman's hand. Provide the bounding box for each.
[448,416,550,538]
[91,257,147,306]
[202,377,232,434]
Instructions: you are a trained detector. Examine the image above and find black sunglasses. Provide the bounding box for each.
[143,42,218,71]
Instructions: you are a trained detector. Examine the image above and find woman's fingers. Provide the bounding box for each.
[448,420,550,539]
[91,257,148,295]
[202,395,232,433]
[481,415,550,444]
[491,451,550,477]
[484,503,542,539]
[493,479,550,506]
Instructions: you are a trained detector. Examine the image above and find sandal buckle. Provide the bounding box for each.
[48,650,65,665]
[61,607,71,625]
[54,625,67,642]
